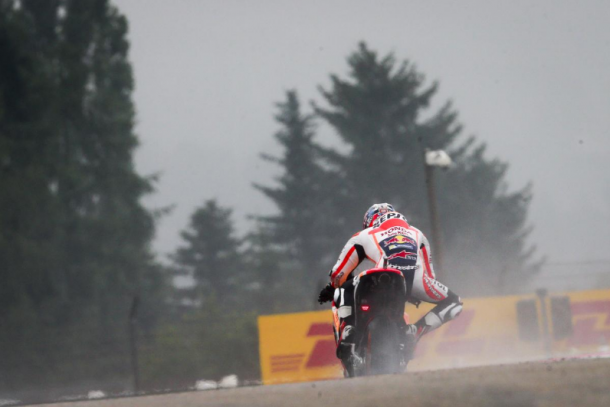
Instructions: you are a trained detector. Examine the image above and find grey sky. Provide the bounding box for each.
[113,0,609,272]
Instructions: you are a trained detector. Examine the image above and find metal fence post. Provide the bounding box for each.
[128,295,140,393]
[536,288,552,357]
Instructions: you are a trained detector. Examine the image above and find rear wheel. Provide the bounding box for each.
[366,318,402,375]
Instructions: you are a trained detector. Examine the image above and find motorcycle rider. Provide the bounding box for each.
[318,203,463,370]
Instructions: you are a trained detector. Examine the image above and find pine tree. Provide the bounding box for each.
[0,0,64,313]
[53,0,160,322]
[0,0,165,392]
[241,228,289,313]
[254,90,336,307]
[314,43,539,295]
[0,0,161,319]
[314,43,455,230]
[173,200,242,305]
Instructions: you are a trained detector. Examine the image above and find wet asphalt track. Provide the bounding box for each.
[30,357,610,407]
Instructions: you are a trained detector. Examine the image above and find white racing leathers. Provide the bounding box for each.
[329,212,463,344]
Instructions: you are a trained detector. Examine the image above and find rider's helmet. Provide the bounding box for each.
[362,203,395,229]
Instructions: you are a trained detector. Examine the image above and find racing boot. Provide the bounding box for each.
[336,325,363,377]
[399,324,418,366]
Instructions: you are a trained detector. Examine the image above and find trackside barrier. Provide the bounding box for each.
[258,289,610,384]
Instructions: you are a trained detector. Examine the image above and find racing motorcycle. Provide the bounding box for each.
[336,267,411,377]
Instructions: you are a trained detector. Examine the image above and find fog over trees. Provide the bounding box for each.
[257,43,540,298]
[1,0,540,402]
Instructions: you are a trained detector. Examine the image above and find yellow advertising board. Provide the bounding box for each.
[258,289,610,384]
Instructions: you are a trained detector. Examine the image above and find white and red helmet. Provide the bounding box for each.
[362,203,395,229]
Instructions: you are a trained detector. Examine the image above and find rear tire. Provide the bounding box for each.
[365,318,402,375]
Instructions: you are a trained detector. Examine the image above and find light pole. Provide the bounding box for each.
[423,149,451,281]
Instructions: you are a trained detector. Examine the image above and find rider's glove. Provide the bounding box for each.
[318,283,335,304]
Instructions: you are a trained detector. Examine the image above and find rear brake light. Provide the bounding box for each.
[361,305,370,311]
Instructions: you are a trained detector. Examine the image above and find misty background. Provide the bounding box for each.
[1,0,609,404]
[118,0,609,275]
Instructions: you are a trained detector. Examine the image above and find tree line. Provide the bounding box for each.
[0,0,540,401]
